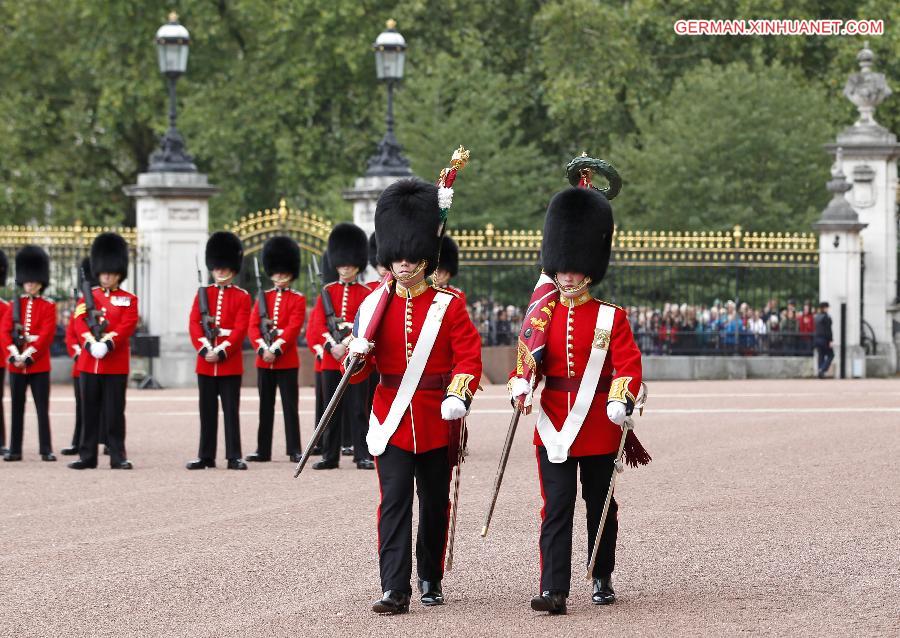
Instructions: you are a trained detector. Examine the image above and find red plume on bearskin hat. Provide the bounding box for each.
[262,235,301,280]
[327,223,369,271]
[15,245,50,289]
[91,232,129,281]
[205,231,244,274]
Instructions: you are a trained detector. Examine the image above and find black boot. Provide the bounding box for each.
[591,577,615,605]
[312,460,338,470]
[41,453,57,462]
[186,458,215,470]
[372,590,410,615]
[357,459,375,470]
[3,453,22,462]
[245,452,270,462]
[341,446,354,456]
[227,459,248,470]
[418,579,444,606]
[111,460,134,470]
[530,591,567,615]
[61,446,79,456]
[68,459,97,469]
[289,453,303,463]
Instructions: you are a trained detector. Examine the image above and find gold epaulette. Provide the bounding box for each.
[598,299,624,311]
[73,303,86,318]
[431,285,460,299]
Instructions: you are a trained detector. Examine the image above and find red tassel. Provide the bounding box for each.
[444,167,458,188]
[623,430,651,467]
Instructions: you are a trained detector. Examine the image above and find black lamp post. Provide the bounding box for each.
[365,19,412,177]
[148,12,196,172]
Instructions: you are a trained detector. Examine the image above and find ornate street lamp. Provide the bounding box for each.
[148,12,196,172]
[365,19,412,177]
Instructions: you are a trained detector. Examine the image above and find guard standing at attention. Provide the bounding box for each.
[1,246,56,462]
[68,233,138,470]
[246,236,306,464]
[186,231,251,470]
[306,222,374,470]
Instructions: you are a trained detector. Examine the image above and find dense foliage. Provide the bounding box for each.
[0,0,896,230]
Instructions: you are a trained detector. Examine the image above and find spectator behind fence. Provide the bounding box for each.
[814,302,834,378]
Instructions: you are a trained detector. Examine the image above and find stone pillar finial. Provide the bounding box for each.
[843,42,892,129]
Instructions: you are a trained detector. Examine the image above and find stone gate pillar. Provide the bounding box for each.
[125,172,219,387]
[814,152,867,377]
[826,43,899,374]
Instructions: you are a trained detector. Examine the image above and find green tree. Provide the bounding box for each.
[612,60,837,230]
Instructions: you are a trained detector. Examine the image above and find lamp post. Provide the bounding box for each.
[365,19,412,177]
[148,12,196,172]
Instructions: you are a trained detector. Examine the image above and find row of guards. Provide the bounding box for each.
[1,149,654,619]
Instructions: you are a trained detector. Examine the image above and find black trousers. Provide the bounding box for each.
[0,367,6,449]
[375,444,451,594]
[320,369,370,464]
[8,371,52,455]
[79,373,127,465]
[197,374,242,461]
[256,367,301,457]
[815,339,835,375]
[537,446,618,594]
[70,376,107,448]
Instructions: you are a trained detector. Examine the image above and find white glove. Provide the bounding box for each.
[441,396,468,420]
[348,337,373,356]
[90,341,109,359]
[509,377,531,402]
[606,400,627,426]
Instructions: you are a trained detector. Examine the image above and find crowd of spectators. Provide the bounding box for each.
[468,296,819,356]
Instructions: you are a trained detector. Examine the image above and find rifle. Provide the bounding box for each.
[195,257,218,344]
[10,291,26,351]
[80,266,106,341]
[310,256,351,345]
[254,257,276,347]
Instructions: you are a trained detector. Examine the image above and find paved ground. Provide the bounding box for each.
[2,378,899,637]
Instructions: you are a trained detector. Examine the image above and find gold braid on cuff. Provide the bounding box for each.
[447,373,475,401]
[608,376,635,404]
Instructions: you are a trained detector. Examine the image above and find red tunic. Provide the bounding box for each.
[248,287,306,370]
[306,280,372,371]
[188,284,251,377]
[524,297,642,457]
[1,295,56,375]
[65,312,82,378]
[74,287,138,375]
[348,283,482,454]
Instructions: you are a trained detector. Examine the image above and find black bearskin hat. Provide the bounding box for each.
[15,245,50,289]
[91,232,129,281]
[79,257,98,287]
[0,249,7,288]
[321,250,339,284]
[327,223,368,271]
[262,235,300,280]
[541,187,614,283]
[368,232,380,269]
[205,231,244,274]
[375,178,442,276]
[437,235,459,277]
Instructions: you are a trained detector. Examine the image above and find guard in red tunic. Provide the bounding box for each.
[306,223,373,470]
[307,251,338,457]
[246,236,306,463]
[345,178,482,614]
[61,258,99,457]
[68,233,138,470]
[0,249,8,455]
[1,246,56,462]
[187,231,251,470]
[508,185,644,613]
[430,235,466,305]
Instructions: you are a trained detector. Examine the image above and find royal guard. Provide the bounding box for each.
[430,235,466,304]
[186,231,251,471]
[61,258,102,456]
[68,233,138,470]
[0,249,8,455]
[1,246,56,462]
[508,159,648,614]
[246,236,306,464]
[306,222,373,470]
[308,251,338,457]
[345,177,482,614]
